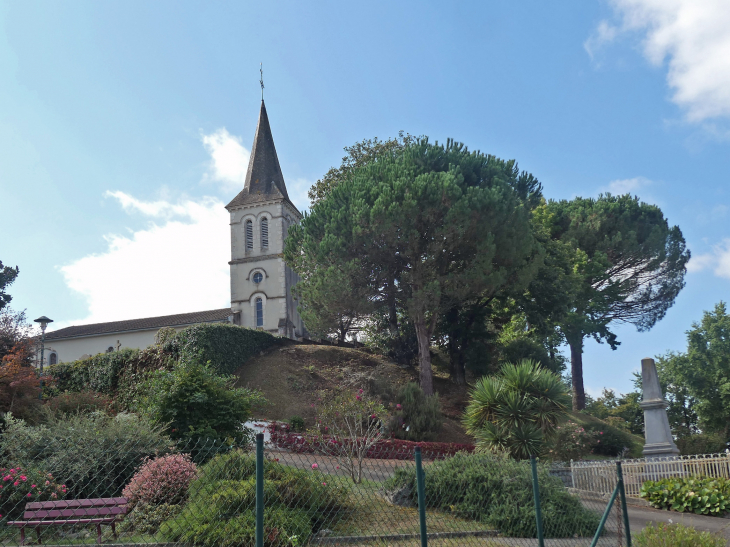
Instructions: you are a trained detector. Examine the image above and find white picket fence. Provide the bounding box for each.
[570,451,730,498]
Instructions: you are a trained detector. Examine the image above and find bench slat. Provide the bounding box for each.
[24,506,127,519]
[8,518,118,527]
[25,497,127,510]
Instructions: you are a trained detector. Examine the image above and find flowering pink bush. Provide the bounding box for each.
[0,467,66,520]
[123,454,198,509]
[546,421,601,461]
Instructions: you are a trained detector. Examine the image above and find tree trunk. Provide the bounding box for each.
[444,307,466,385]
[569,335,585,411]
[414,317,434,396]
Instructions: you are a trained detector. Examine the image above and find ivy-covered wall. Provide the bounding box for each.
[48,324,280,397]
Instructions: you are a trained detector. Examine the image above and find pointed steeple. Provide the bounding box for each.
[226,101,291,210]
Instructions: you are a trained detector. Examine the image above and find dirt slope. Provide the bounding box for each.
[233,342,472,444]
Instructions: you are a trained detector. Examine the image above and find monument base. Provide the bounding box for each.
[642,442,680,459]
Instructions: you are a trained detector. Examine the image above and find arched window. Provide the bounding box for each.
[106,346,114,353]
[255,297,264,328]
[49,353,57,365]
[261,217,269,248]
[245,220,253,250]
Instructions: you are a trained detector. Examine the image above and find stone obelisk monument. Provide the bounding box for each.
[640,357,680,459]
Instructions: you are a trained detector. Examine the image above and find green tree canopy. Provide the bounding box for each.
[286,138,540,394]
[0,261,19,312]
[542,194,689,410]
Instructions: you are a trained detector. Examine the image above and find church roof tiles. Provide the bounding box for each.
[226,101,297,212]
[44,308,231,340]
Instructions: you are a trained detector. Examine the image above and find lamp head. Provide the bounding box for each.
[34,316,53,332]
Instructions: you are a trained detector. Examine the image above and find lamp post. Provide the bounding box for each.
[34,316,53,399]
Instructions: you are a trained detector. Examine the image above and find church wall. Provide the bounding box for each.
[41,328,167,365]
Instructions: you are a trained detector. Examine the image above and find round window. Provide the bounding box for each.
[253,272,263,284]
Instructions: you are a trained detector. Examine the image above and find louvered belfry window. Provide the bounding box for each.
[245,220,253,250]
[261,217,269,248]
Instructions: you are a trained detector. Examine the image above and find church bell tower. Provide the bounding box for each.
[225,100,306,339]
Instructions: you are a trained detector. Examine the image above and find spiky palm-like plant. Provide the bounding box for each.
[463,360,571,459]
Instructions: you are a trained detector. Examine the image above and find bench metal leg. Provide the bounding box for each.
[35,527,42,545]
[19,526,25,546]
[96,524,102,544]
[111,522,117,539]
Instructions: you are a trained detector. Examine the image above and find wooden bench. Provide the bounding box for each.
[8,497,128,545]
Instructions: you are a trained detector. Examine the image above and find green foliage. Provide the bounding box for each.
[48,348,140,394]
[655,302,730,436]
[0,260,19,312]
[288,416,305,432]
[389,382,442,441]
[584,388,644,435]
[541,194,690,410]
[165,323,280,376]
[0,411,172,499]
[545,420,600,461]
[463,360,570,459]
[287,138,540,395]
[634,523,727,547]
[137,360,266,443]
[581,421,634,457]
[640,476,730,516]
[383,452,598,537]
[676,433,728,455]
[122,503,182,535]
[161,450,349,547]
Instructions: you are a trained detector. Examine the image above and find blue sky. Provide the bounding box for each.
[2,0,729,395]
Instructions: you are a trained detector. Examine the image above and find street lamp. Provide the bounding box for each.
[33,316,53,374]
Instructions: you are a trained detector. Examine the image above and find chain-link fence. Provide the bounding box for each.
[0,433,632,547]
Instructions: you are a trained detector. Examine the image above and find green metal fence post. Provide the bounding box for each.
[617,461,632,547]
[590,482,620,547]
[530,456,545,547]
[255,432,264,547]
[414,447,428,547]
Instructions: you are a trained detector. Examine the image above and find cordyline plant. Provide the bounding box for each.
[310,390,388,483]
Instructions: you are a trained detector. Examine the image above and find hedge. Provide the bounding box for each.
[48,323,281,399]
[267,422,474,460]
[164,323,281,375]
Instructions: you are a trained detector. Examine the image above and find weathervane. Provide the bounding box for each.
[260,63,264,100]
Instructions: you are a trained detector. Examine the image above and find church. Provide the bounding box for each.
[41,100,307,365]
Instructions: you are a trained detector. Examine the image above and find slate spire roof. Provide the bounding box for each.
[226,100,294,210]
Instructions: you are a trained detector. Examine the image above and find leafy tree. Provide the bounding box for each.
[543,194,689,410]
[0,261,19,312]
[654,353,700,436]
[0,308,34,361]
[0,339,42,421]
[287,139,539,395]
[307,132,417,206]
[583,388,643,435]
[462,360,571,459]
[654,302,730,436]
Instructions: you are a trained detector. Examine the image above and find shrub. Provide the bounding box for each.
[0,411,173,499]
[161,450,348,547]
[123,503,182,535]
[383,452,598,538]
[634,523,726,547]
[640,476,730,516]
[310,389,387,483]
[463,360,571,459]
[388,382,442,442]
[583,422,633,456]
[48,348,139,394]
[288,416,305,432]
[137,360,266,443]
[545,420,600,461]
[0,466,66,520]
[122,454,198,510]
[45,391,116,415]
[676,433,728,455]
[164,323,280,375]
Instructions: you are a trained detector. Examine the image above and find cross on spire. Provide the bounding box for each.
[260,63,264,101]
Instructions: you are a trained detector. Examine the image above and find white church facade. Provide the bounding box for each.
[41,100,306,365]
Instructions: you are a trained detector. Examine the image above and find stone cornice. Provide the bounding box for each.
[229,253,283,265]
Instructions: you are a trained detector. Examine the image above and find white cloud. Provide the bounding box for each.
[588,0,730,122]
[60,192,230,325]
[604,176,652,195]
[201,128,250,192]
[287,177,312,213]
[687,238,730,278]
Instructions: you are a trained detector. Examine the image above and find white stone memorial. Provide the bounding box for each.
[640,357,680,459]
